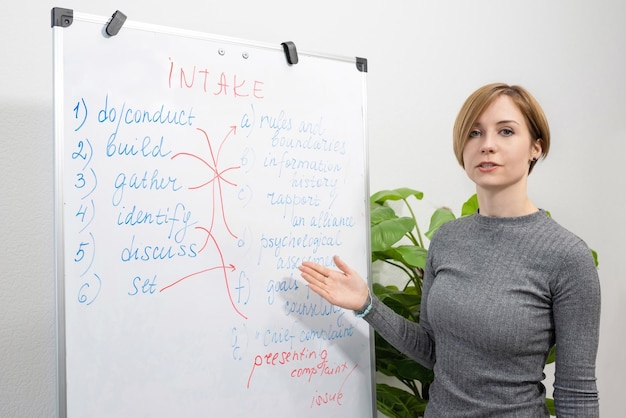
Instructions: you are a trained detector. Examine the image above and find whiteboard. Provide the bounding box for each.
[52,9,373,418]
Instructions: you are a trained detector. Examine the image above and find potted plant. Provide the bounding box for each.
[368,187,598,417]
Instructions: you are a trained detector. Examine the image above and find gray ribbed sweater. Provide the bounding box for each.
[365,210,600,417]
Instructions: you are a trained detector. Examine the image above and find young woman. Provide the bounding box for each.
[299,83,600,417]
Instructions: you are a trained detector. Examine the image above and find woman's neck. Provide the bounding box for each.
[476,187,538,218]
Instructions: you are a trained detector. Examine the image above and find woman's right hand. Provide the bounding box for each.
[298,255,369,311]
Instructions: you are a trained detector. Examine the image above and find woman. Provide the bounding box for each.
[299,83,600,417]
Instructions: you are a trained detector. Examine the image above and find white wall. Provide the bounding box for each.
[1,0,624,416]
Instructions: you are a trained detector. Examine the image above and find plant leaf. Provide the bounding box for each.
[425,207,456,240]
[370,205,398,226]
[375,284,421,310]
[371,217,415,252]
[461,194,479,216]
[371,188,424,205]
[374,284,421,321]
[375,340,433,387]
[545,397,555,415]
[394,245,428,270]
[376,383,428,418]
[394,358,435,383]
[373,282,399,294]
[378,294,418,320]
[545,345,556,364]
[375,336,409,376]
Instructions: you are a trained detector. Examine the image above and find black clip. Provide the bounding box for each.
[356,57,368,73]
[105,10,127,37]
[281,41,298,65]
[51,7,73,28]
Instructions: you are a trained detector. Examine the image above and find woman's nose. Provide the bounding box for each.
[480,133,496,154]
[480,144,494,154]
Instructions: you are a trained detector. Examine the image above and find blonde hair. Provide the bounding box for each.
[452,83,550,174]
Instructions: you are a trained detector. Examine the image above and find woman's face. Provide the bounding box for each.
[462,95,541,193]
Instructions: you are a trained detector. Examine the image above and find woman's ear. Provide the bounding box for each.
[532,138,543,160]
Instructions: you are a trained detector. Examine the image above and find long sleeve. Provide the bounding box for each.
[551,239,601,416]
[363,224,440,369]
[363,294,436,369]
[360,210,600,417]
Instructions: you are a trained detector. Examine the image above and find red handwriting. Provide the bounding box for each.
[168,57,265,99]
[160,263,236,292]
[247,347,355,390]
[159,126,246,319]
[247,347,324,388]
[310,363,358,408]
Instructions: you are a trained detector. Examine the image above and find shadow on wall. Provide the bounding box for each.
[0,102,57,418]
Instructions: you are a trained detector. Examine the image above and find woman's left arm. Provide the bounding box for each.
[552,240,601,417]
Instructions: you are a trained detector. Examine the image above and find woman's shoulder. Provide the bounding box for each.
[427,214,477,248]
[438,212,476,232]
[540,214,594,259]
[432,212,478,238]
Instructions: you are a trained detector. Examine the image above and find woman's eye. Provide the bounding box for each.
[469,130,481,138]
[500,128,514,136]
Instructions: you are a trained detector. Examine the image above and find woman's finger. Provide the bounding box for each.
[333,255,352,276]
[299,263,324,287]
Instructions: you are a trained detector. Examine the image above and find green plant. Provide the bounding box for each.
[369,187,457,418]
[369,187,598,417]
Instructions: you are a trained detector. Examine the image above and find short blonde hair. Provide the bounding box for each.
[452,83,550,174]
